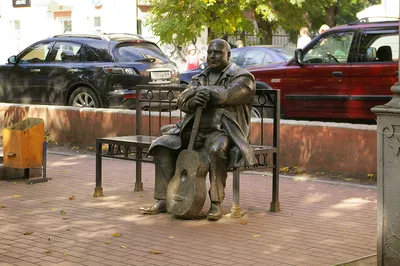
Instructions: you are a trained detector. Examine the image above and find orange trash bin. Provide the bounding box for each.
[2,118,45,169]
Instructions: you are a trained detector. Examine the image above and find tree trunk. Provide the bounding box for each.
[325,5,335,27]
[255,13,273,45]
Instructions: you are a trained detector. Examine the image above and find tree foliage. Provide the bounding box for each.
[146,0,380,46]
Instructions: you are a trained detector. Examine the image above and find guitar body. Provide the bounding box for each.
[166,149,209,219]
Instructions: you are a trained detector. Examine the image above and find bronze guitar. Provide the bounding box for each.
[166,106,209,219]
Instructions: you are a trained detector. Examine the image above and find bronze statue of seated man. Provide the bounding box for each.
[140,39,256,221]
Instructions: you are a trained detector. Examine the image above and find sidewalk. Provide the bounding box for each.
[0,151,377,266]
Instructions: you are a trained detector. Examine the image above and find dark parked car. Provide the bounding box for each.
[249,19,399,121]
[180,45,294,85]
[0,33,180,110]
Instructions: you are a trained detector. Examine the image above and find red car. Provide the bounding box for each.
[250,19,399,121]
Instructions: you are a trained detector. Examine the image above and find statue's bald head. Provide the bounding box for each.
[207,39,231,73]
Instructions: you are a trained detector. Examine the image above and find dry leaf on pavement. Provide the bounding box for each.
[60,210,66,215]
[105,241,111,244]
[240,220,248,225]
[149,250,163,254]
[120,245,127,249]
[69,195,76,200]
[112,233,121,237]
[23,232,33,235]
[0,206,6,208]
[44,250,52,254]
[252,234,260,238]
[12,195,20,198]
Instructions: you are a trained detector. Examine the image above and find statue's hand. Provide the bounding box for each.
[188,89,210,109]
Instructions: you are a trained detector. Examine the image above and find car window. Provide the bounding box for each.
[19,42,53,64]
[113,42,169,63]
[230,50,241,65]
[268,47,295,60]
[357,31,399,62]
[243,50,267,66]
[303,31,355,64]
[52,41,83,62]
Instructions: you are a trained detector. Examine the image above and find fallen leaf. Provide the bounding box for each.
[62,218,68,220]
[149,250,163,254]
[66,229,71,231]
[63,253,67,256]
[51,208,56,211]
[240,220,248,225]
[112,233,121,237]
[105,241,111,244]
[140,195,145,197]
[367,173,375,179]
[344,178,353,181]
[60,210,66,215]
[26,211,31,214]
[42,201,47,204]
[120,245,127,249]
[44,250,52,254]
[168,236,174,239]
[23,232,33,235]
[12,194,20,198]
[252,234,260,238]
[0,206,6,208]
[69,195,76,200]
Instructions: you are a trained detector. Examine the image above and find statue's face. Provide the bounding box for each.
[207,41,230,73]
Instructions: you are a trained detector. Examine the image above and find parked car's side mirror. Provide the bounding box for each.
[295,49,303,65]
[199,62,206,70]
[7,56,17,65]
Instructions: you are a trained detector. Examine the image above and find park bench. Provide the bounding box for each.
[94,84,280,217]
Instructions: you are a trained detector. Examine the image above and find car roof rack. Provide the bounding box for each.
[348,16,399,25]
[52,33,111,41]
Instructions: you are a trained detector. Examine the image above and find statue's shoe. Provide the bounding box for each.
[139,200,167,214]
[207,202,222,221]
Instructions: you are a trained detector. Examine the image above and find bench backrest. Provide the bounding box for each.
[135,85,280,149]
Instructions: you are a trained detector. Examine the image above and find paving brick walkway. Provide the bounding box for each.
[0,152,377,266]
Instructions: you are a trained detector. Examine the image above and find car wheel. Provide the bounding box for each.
[68,87,102,108]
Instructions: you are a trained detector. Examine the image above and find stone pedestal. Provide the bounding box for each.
[371,83,400,266]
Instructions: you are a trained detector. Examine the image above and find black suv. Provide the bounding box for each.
[0,33,179,110]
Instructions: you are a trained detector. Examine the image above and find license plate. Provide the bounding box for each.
[151,71,171,80]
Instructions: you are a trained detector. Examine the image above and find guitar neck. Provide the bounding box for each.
[188,106,202,150]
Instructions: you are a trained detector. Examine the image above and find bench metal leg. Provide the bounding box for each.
[270,153,280,212]
[134,147,144,191]
[94,140,104,197]
[230,169,243,218]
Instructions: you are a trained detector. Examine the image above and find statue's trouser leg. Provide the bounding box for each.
[205,134,231,203]
[153,147,178,200]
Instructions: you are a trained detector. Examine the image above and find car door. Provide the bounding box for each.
[348,28,398,119]
[283,31,356,119]
[13,41,55,104]
[44,41,85,105]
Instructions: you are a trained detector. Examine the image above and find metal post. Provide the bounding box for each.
[270,90,281,212]
[93,140,104,197]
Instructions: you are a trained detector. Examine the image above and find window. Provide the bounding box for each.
[113,43,169,62]
[52,42,82,62]
[19,42,53,64]
[304,31,355,64]
[230,50,241,65]
[358,31,399,62]
[243,50,267,66]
